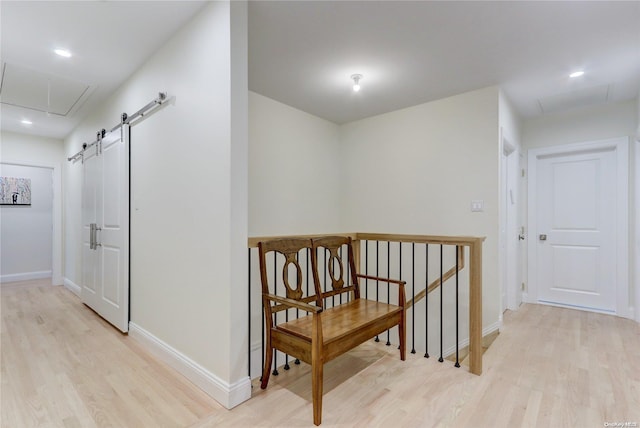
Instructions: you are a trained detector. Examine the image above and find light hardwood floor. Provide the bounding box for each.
[2,279,639,427]
[1,280,221,427]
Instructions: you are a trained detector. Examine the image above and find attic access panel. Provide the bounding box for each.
[0,62,91,116]
[537,84,611,115]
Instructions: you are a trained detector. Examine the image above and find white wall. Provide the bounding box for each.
[249,92,342,236]
[247,87,501,367]
[1,131,65,163]
[522,99,638,320]
[522,100,637,149]
[64,2,249,408]
[340,86,501,331]
[1,131,64,284]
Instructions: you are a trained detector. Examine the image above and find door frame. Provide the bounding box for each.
[500,136,522,314]
[527,137,630,318]
[0,160,62,285]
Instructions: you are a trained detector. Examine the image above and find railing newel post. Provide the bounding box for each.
[469,240,483,375]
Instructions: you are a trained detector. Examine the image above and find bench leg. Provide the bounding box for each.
[312,357,323,425]
[311,314,323,425]
[261,341,273,389]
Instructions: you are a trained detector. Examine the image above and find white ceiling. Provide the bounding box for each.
[1,1,207,139]
[2,1,639,140]
[249,1,640,124]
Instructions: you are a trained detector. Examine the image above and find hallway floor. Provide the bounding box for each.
[2,279,639,427]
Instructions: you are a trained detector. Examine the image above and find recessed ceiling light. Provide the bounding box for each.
[21,119,33,125]
[569,70,584,78]
[54,48,72,58]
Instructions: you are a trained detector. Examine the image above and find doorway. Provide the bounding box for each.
[0,162,61,285]
[500,138,523,315]
[527,137,630,317]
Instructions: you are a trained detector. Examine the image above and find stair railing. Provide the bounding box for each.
[247,232,485,380]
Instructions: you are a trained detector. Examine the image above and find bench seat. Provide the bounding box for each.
[278,299,402,356]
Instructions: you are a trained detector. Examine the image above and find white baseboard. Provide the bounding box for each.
[63,277,81,296]
[0,270,52,283]
[129,322,251,409]
[443,320,501,359]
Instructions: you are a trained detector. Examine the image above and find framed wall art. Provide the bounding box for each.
[0,177,32,205]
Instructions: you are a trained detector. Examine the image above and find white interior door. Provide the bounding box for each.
[529,139,629,315]
[536,149,615,311]
[82,144,100,309]
[82,127,129,332]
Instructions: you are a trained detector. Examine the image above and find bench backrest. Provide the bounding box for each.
[258,236,361,320]
[258,238,322,315]
[311,236,360,306]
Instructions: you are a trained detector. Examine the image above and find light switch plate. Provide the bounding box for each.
[471,200,484,212]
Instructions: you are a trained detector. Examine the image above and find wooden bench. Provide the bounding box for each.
[258,236,406,425]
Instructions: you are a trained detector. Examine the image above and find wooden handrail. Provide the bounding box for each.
[354,232,485,247]
[248,232,485,248]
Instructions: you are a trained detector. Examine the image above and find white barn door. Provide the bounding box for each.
[528,138,629,316]
[82,127,130,332]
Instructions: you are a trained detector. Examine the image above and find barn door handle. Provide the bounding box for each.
[539,234,547,241]
[90,223,102,250]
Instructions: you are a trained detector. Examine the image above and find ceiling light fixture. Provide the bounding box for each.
[351,74,363,92]
[54,48,72,58]
[569,70,584,78]
[21,119,33,125]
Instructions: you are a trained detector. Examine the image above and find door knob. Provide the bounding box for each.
[539,234,547,241]
[518,234,525,241]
